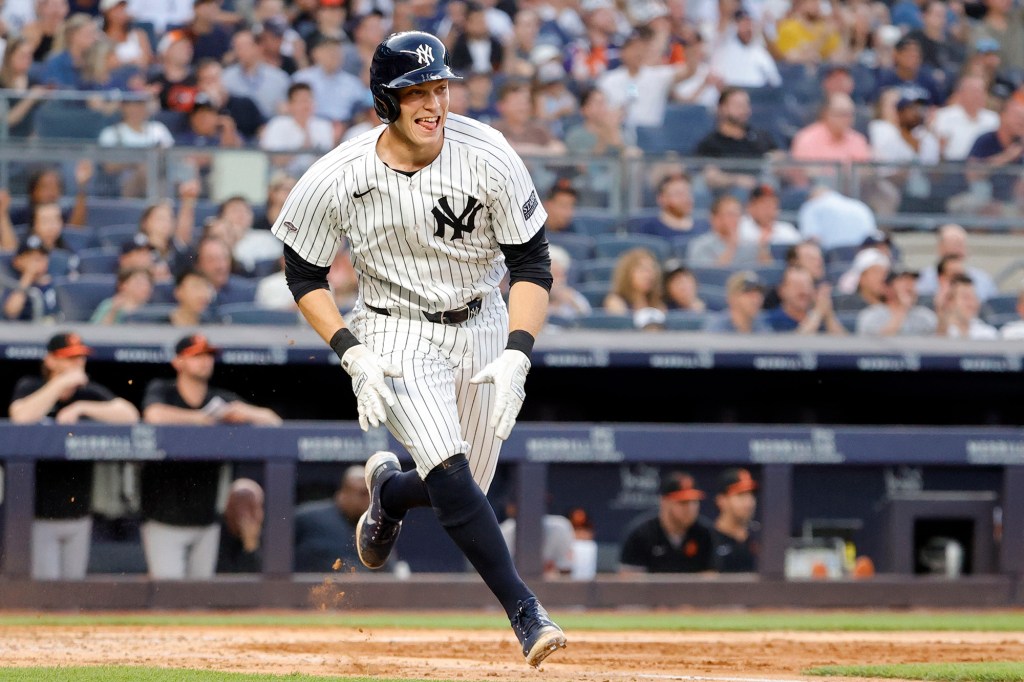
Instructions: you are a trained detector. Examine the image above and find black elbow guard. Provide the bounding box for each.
[499,228,553,292]
[284,245,332,302]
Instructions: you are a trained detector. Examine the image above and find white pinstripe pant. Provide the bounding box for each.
[348,289,506,492]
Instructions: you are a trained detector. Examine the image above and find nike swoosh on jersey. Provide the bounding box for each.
[354,188,375,198]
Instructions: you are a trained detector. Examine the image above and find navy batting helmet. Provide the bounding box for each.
[370,31,461,124]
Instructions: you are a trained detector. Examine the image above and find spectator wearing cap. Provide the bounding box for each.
[292,36,369,138]
[222,28,291,120]
[663,260,705,312]
[90,266,155,324]
[739,185,801,248]
[256,16,300,75]
[140,333,281,579]
[633,173,709,242]
[100,0,154,71]
[931,75,999,161]
[915,224,998,302]
[966,98,1024,203]
[773,0,841,65]
[765,265,847,334]
[260,82,336,176]
[836,248,890,310]
[97,94,176,198]
[706,270,771,333]
[146,29,199,113]
[185,0,233,64]
[711,468,759,572]
[450,2,506,74]
[968,0,1024,73]
[710,9,781,89]
[856,266,937,336]
[9,332,139,580]
[687,195,761,269]
[874,37,945,106]
[3,235,57,321]
[619,471,715,574]
[797,186,878,250]
[868,89,940,214]
[174,91,243,150]
[936,274,999,340]
[597,27,691,129]
[547,244,592,322]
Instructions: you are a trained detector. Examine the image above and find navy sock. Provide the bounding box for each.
[426,457,534,619]
[380,469,431,519]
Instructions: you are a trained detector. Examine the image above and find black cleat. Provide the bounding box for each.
[510,597,567,667]
[355,451,403,569]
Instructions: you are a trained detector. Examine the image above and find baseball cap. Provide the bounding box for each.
[749,184,777,201]
[17,234,49,256]
[660,472,706,502]
[192,92,216,111]
[975,37,1001,54]
[99,0,127,12]
[662,257,689,280]
[120,232,153,255]
[633,306,666,329]
[47,332,92,358]
[894,35,920,51]
[726,270,764,296]
[257,17,288,37]
[860,230,891,248]
[175,333,219,358]
[536,61,566,85]
[896,91,929,110]
[886,265,919,283]
[157,29,189,56]
[718,468,758,496]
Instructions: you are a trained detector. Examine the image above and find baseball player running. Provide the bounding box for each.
[272,31,566,667]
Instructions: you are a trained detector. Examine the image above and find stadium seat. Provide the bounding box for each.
[664,310,708,331]
[120,304,175,323]
[48,249,75,278]
[832,293,866,312]
[700,284,728,311]
[825,245,862,265]
[249,257,282,279]
[76,247,120,275]
[690,266,733,288]
[98,223,141,249]
[578,280,611,309]
[54,275,116,322]
[218,303,300,325]
[662,104,715,154]
[769,243,793,261]
[547,232,596,262]
[669,234,698,259]
[215,277,258,305]
[87,198,147,229]
[837,310,860,330]
[754,263,787,288]
[60,226,97,252]
[572,211,619,236]
[151,281,175,304]
[34,103,119,141]
[593,234,671,262]
[982,295,1019,326]
[576,311,634,330]
[576,257,620,284]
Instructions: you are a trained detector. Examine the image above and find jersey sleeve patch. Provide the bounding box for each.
[522,190,539,221]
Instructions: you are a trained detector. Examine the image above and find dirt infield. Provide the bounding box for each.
[3,621,1023,681]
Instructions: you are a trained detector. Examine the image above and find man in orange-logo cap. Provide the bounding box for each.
[9,332,140,580]
[711,467,760,572]
[619,471,715,573]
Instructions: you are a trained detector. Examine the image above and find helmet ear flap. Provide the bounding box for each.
[372,84,400,124]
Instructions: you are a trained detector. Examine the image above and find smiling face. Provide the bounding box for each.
[390,78,450,152]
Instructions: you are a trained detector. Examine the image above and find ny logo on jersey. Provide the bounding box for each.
[432,195,483,241]
[415,44,434,65]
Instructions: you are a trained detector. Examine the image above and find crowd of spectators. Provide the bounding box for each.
[0,0,1022,336]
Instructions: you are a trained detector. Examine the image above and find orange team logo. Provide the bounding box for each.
[684,540,698,557]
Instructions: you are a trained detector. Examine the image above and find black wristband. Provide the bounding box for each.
[329,328,360,361]
[506,329,535,358]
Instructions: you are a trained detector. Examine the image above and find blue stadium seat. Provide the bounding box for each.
[576,258,618,284]
[701,284,728,311]
[48,249,75,278]
[76,247,120,275]
[754,263,787,288]
[61,227,97,252]
[151,281,175,304]
[832,292,866,312]
[769,243,793,261]
[249,257,282,279]
[578,280,611,308]
[593,234,671,262]
[87,199,147,229]
[572,211,619,236]
[664,310,708,331]
[34,104,120,141]
[825,244,861,265]
[779,186,810,212]
[690,266,733,288]
[669,234,698,259]
[576,311,633,330]
[547,232,596,262]
[662,104,715,154]
[97,223,140,249]
[982,295,1018,325]
[54,275,116,322]
[215,277,258,305]
[218,303,300,325]
[837,310,860,331]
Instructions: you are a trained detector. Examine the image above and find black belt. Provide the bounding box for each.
[366,298,483,325]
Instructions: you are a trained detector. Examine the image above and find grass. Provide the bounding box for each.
[807,662,1024,681]
[2,669,455,682]
[0,610,1022,631]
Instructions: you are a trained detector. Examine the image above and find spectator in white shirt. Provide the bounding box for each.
[931,75,999,160]
[710,9,781,88]
[739,184,801,249]
[936,274,999,340]
[870,91,940,165]
[597,26,689,129]
[798,186,878,250]
[259,82,335,176]
[98,96,175,197]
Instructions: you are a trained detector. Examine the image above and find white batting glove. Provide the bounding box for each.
[470,349,531,441]
[340,344,403,431]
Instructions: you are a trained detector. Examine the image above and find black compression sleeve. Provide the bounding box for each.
[284,245,331,302]
[498,228,552,292]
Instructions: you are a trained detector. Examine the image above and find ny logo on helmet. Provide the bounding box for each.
[415,44,434,65]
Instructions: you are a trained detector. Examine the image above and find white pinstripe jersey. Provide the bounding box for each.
[271,113,548,313]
